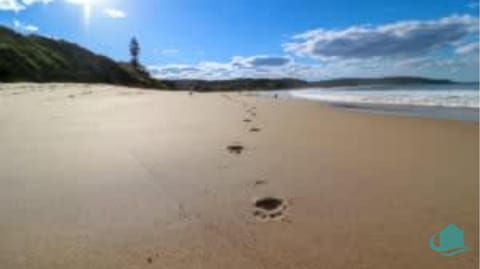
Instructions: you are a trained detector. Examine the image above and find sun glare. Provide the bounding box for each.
[70,0,102,26]
[84,3,91,26]
[66,0,110,26]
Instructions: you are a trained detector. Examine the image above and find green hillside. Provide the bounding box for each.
[0,26,156,87]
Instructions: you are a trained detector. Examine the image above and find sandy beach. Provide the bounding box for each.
[0,83,478,269]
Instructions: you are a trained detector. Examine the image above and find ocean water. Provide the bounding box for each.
[280,83,479,121]
[289,83,479,108]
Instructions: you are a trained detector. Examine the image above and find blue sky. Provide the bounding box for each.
[1,0,479,81]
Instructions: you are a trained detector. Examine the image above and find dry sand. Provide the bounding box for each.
[0,83,478,269]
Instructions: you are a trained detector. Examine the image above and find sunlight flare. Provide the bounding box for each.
[84,2,91,26]
[67,0,103,26]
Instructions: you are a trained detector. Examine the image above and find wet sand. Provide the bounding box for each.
[0,83,478,269]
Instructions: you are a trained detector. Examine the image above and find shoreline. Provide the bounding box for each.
[331,102,479,122]
[257,89,479,122]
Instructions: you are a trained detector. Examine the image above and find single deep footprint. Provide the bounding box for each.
[249,127,261,132]
[146,253,159,264]
[226,144,244,155]
[254,179,267,186]
[255,197,283,211]
[253,197,288,221]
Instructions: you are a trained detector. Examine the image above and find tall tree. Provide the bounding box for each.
[129,37,140,69]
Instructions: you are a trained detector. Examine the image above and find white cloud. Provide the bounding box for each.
[148,56,323,80]
[455,42,479,55]
[64,0,96,5]
[22,0,53,5]
[231,55,292,68]
[284,15,478,60]
[13,19,39,32]
[0,0,53,11]
[64,0,82,4]
[104,8,127,19]
[0,0,25,11]
[23,24,38,32]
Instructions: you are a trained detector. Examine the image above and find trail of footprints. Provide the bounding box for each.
[224,97,288,222]
[142,95,285,264]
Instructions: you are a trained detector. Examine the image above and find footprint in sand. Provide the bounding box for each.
[249,127,261,132]
[226,143,244,155]
[254,180,267,186]
[253,197,288,221]
[243,118,252,123]
[246,110,256,117]
[146,253,159,264]
[81,90,93,96]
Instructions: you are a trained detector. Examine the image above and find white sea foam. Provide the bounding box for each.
[288,84,479,109]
